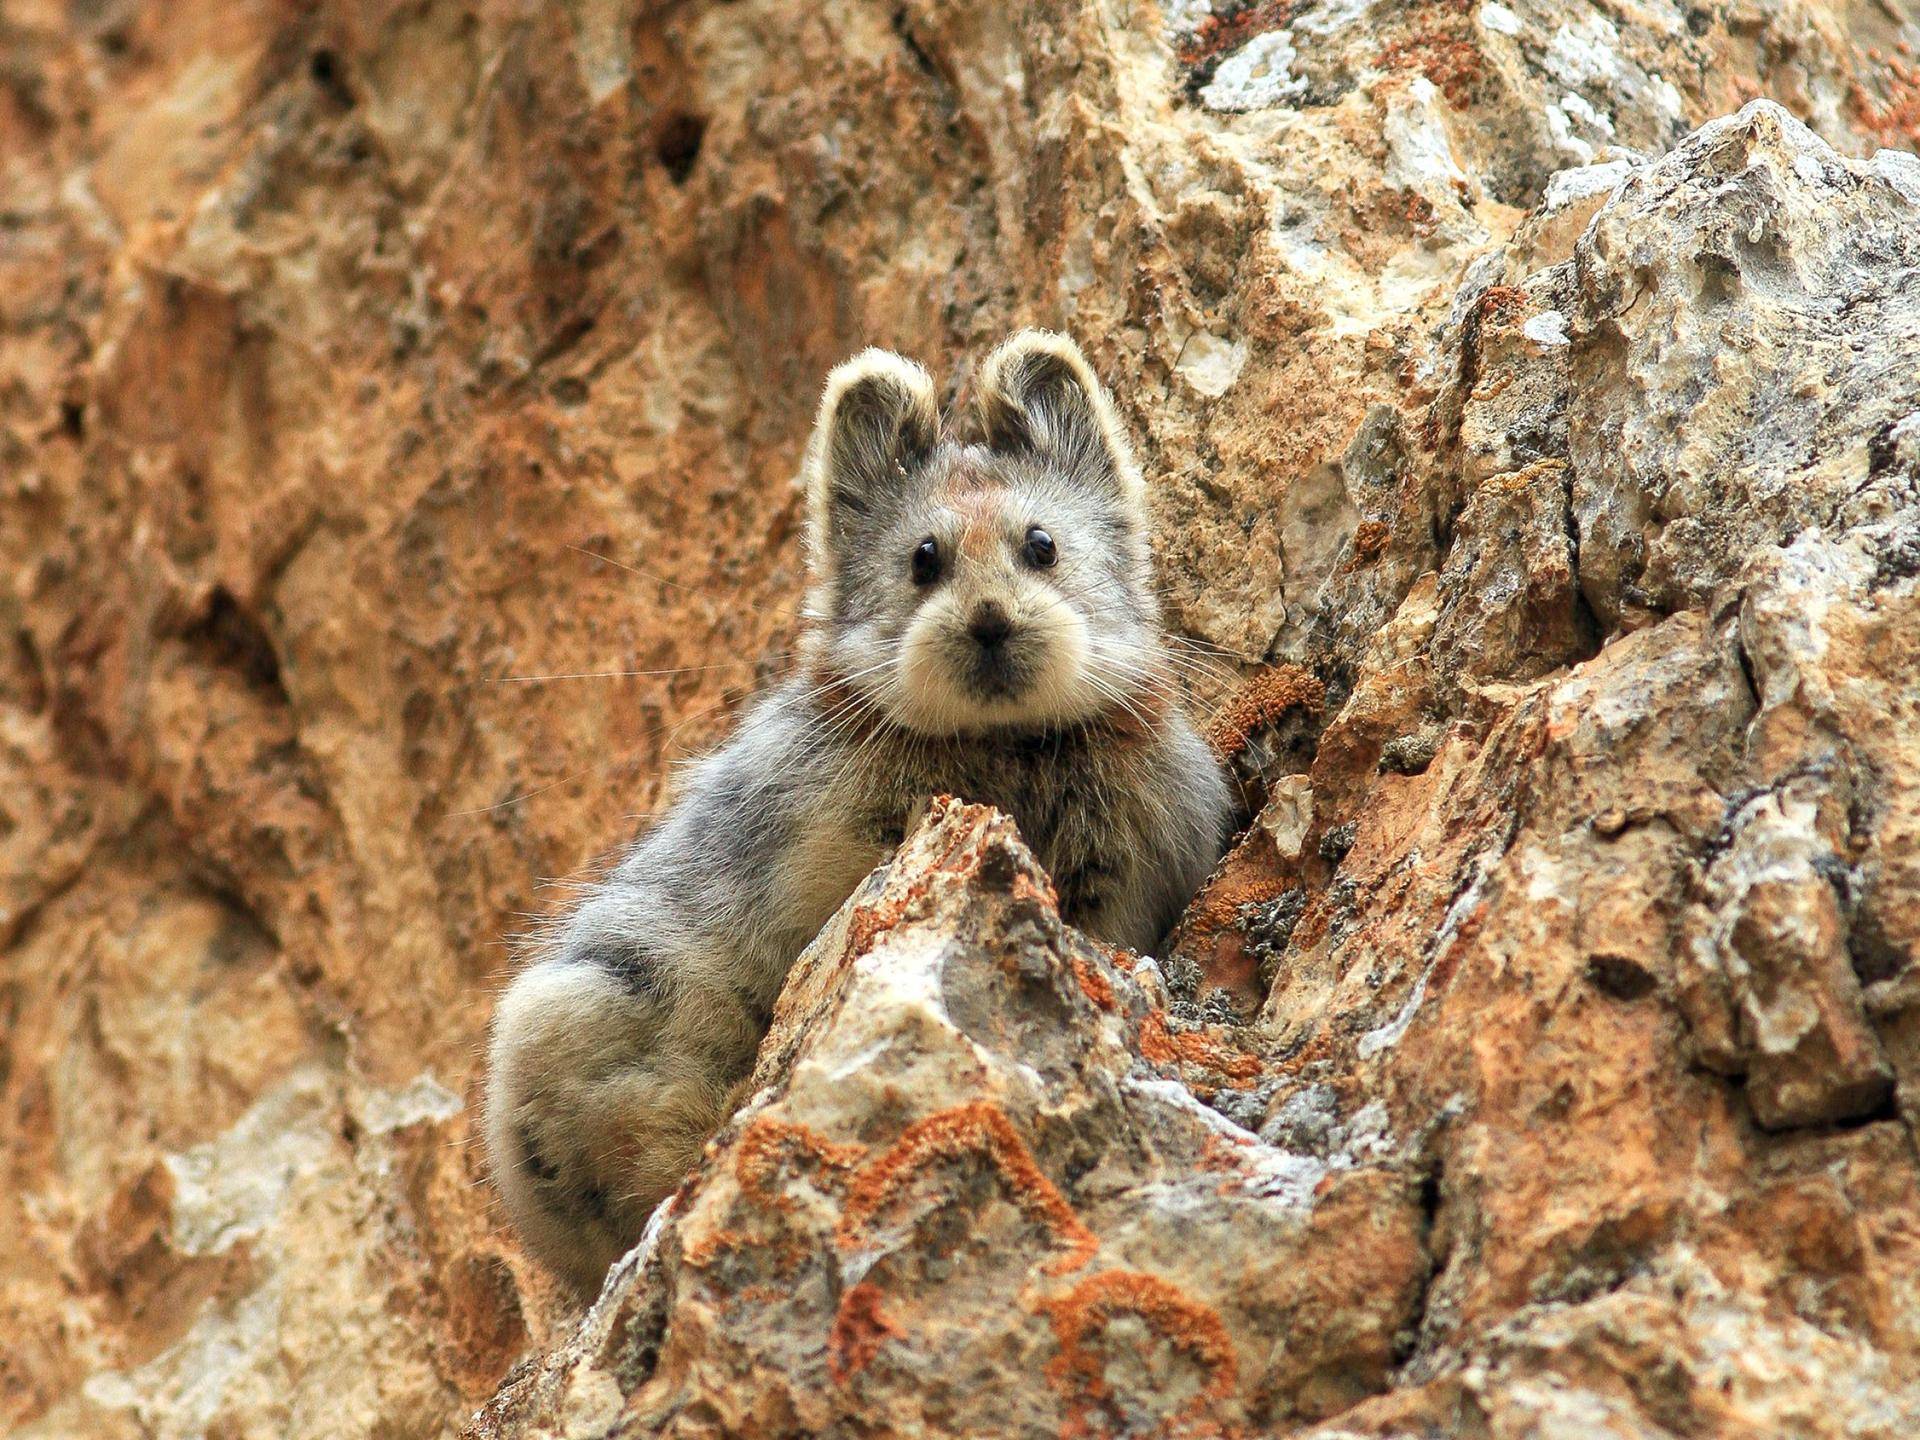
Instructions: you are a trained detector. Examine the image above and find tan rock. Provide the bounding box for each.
[1,0,1917,1436]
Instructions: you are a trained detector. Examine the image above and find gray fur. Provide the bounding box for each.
[485,330,1235,1291]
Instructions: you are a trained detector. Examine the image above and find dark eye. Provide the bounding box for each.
[910,536,941,586]
[1023,527,1057,568]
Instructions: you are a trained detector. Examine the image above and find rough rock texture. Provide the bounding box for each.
[476,799,1431,1438]
[2,0,1918,1436]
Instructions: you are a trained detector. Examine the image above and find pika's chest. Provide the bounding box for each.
[845,737,1121,863]
[777,742,1125,950]
[777,812,895,945]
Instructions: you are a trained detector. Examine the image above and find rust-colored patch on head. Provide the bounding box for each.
[959,512,1004,563]
[936,464,1008,561]
[839,1100,1098,1274]
[1137,1011,1264,1087]
[1206,665,1326,759]
[1043,1270,1240,1440]
[829,1281,905,1383]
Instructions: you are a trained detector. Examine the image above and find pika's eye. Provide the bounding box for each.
[1023,527,1057,568]
[910,536,942,586]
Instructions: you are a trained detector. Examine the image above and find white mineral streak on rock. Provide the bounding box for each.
[1479,1,1524,36]
[165,1068,336,1256]
[1161,0,1215,36]
[1522,308,1570,346]
[358,1070,465,1134]
[566,0,633,102]
[1384,77,1471,197]
[65,1067,472,1440]
[84,1286,286,1438]
[1648,72,1685,123]
[1201,30,1308,112]
[1175,329,1250,396]
[1543,16,1627,88]
[1870,148,1920,204]
[1358,851,1496,1059]
[1542,157,1633,210]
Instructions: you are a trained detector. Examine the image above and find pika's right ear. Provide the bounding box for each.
[803,349,939,560]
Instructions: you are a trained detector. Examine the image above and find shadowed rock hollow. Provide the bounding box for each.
[1,1,1917,1437]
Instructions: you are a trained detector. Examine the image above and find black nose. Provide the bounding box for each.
[968,602,1014,649]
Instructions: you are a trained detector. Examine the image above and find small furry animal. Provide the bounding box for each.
[485,330,1235,1290]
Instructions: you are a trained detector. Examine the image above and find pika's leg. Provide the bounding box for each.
[484,956,754,1292]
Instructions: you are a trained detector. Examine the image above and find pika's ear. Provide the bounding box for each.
[804,348,939,555]
[975,329,1144,516]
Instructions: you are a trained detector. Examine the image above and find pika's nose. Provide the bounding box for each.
[968,601,1014,649]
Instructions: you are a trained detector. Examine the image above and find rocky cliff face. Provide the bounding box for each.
[1,2,1916,1437]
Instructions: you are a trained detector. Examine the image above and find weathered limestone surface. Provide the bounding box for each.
[1,0,1917,1436]
[474,799,1431,1438]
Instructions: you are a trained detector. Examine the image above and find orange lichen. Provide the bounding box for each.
[1199,1132,1252,1174]
[1377,28,1484,108]
[1852,54,1920,147]
[1400,190,1438,235]
[682,1225,752,1268]
[734,1115,866,1212]
[829,1281,905,1383]
[846,897,908,963]
[1177,843,1290,938]
[840,1101,1098,1275]
[1350,520,1391,560]
[1043,1270,1240,1440]
[1137,1011,1264,1086]
[1176,1,1298,72]
[1069,952,1118,1012]
[683,1118,869,1271]
[1164,840,1295,1014]
[1475,284,1528,325]
[1012,867,1063,918]
[1206,666,1326,758]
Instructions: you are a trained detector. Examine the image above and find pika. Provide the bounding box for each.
[485,331,1235,1290]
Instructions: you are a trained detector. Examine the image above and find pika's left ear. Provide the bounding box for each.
[975,330,1144,517]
